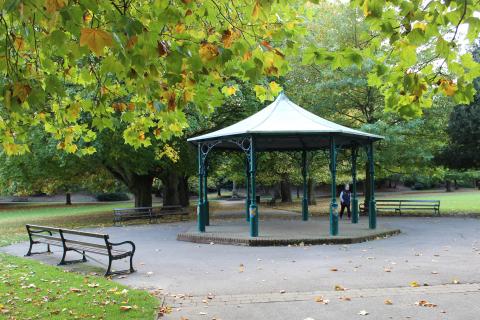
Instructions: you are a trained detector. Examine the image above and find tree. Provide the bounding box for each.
[436,43,480,170]
[0,1,300,155]
[305,0,480,117]
[0,129,117,203]
[1,0,479,159]
[436,103,480,169]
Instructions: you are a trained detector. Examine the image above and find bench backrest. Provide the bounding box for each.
[26,224,108,239]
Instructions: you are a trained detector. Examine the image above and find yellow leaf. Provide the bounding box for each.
[363,0,371,17]
[222,29,239,48]
[438,79,457,96]
[252,1,261,20]
[198,42,219,62]
[409,281,419,287]
[384,299,393,305]
[80,28,113,56]
[175,23,185,33]
[269,81,282,95]
[334,285,345,291]
[222,86,237,96]
[45,0,65,13]
[14,37,25,51]
[413,22,426,31]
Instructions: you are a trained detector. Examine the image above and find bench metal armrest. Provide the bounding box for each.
[29,229,53,235]
[109,240,136,253]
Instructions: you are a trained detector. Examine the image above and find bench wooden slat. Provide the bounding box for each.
[27,224,60,233]
[60,229,107,239]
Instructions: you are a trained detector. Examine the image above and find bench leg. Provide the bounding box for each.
[58,249,67,265]
[105,258,113,277]
[58,249,88,266]
[129,254,135,273]
[25,241,51,257]
[25,242,33,257]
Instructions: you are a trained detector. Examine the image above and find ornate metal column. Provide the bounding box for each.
[248,137,258,237]
[367,142,377,229]
[197,144,205,232]
[301,150,309,221]
[245,158,250,222]
[329,136,339,236]
[351,146,359,224]
[204,161,209,226]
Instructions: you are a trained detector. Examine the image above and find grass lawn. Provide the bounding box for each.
[0,202,182,319]
[0,203,134,247]
[273,190,480,215]
[0,253,159,319]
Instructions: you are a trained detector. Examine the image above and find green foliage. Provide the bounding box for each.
[0,0,302,155]
[305,0,480,117]
[0,129,117,196]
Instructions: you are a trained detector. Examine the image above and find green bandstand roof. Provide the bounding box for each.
[188,93,383,151]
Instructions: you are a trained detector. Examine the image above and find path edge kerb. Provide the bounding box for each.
[176,229,401,246]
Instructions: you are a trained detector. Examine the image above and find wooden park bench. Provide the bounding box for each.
[113,205,189,225]
[25,224,135,276]
[359,199,440,215]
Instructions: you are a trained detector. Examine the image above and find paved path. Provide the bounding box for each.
[3,215,480,319]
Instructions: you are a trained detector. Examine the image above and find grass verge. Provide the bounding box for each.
[0,253,159,319]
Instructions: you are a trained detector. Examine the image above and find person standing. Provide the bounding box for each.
[339,184,351,219]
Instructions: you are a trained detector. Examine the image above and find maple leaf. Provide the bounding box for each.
[199,42,219,62]
[80,28,113,56]
[222,86,237,96]
[45,0,66,13]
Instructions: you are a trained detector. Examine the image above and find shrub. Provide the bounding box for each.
[96,192,130,202]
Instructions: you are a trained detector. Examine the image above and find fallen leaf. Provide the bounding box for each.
[384,299,393,305]
[334,284,345,291]
[314,296,329,304]
[452,279,460,284]
[415,300,437,307]
[69,287,82,293]
[409,281,419,287]
[120,306,132,311]
[280,290,286,294]
[239,264,245,273]
[358,310,369,316]
[330,268,338,272]
[339,296,351,301]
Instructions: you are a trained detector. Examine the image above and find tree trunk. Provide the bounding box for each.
[217,184,221,196]
[454,179,459,190]
[162,171,180,206]
[232,181,238,198]
[132,174,154,207]
[65,192,72,205]
[296,186,300,198]
[280,177,292,203]
[307,177,316,205]
[178,175,190,207]
[446,180,452,192]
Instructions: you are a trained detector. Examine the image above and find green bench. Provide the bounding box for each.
[359,199,440,215]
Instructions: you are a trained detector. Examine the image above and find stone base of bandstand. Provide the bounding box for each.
[177,213,400,246]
